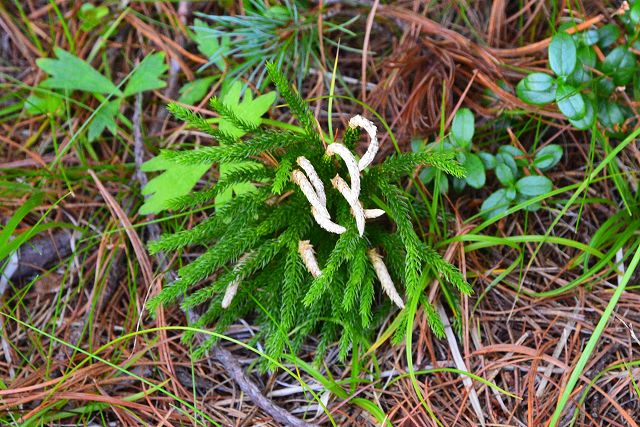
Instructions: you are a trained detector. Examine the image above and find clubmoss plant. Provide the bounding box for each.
[147,63,471,365]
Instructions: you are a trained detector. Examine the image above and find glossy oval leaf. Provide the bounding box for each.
[435,173,449,195]
[569,46,595,85]
[419,167,436,184]
[580,29,599,46]
[595,77,615,97]
[516,175,552,197]
[631,2,640,24]
[597,100,625,129]
[478,152,496,170]
[453,177,467,192]
[568,98,596,130]
[495,162,515,186]
[464,153,485,189]
[549,33,577,77]
[496,152,518,180]
[481,189,510,219]
[597,24,620,48]
[534,144,563,170]
[451,108,474,148]
[498,145,524,158]
[602,47,637,86]
[516,73,556,105]
[556,84,586,120]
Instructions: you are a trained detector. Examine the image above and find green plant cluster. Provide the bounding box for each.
[412,108,495,193]
[517,6,640,133]
[412,108,563,218]
[146,64,471,366]
[189,0,357,91]
[30,48,167,142]
[480,143,562,218]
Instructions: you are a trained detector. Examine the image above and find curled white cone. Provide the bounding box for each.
[298,240,322,278]
[291,114,382,238]
[364,209,385,219]
[331,175,365,236]
[368,248,405,309]
[292,170,330,218]
[312,206,346,234]
[221,253,251,309]
[296,156,326,206]
[325,143,361,201]
[221,277,241,309]
[349,115,379,171]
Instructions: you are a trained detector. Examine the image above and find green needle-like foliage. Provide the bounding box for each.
[149,63,472,366]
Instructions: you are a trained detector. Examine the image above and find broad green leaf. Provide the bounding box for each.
[516,73,556,105]
[88,98,121,142]
[631,2,640,24]
[518,193,541,211]
[456,152,466,164]
[534,144,563,170]
[579,29,599,46]
[569,45,595,85]
[556,84,586,120]
[526,202,541,211]
[548,33,577,77]
[419,167,436,184]
[25,90,63,116]
[597,100,625,129]
[498,145,524,158]
[577,45,597,67]
[464,153,485,189]
[123,52,168,97]
[451,108,474,148]
[597,24,620,48]
[192,18,228,71]
[37,47,122,96]
[568,98,596,130]
[516,175,552,197]
[595,77,615,97]
[481,189,510,219]
[420,168,449,194]
[478,152,496,170]
[218,81,276,138]
[602,47,636,86]
[522,73,555,92]
[411,138,425,153]
[495,162,514,186]
[79,3,109,31]
[453,177,466,192]
[177,76,216,105]
[496,151,518,181]
[216,82,276,205]
[138,156,210,215]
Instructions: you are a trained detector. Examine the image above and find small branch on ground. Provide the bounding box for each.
[210,344,320,427]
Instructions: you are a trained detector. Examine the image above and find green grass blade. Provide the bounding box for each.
[548,242,640,426]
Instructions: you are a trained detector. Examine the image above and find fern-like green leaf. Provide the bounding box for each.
[161,129,301,165]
